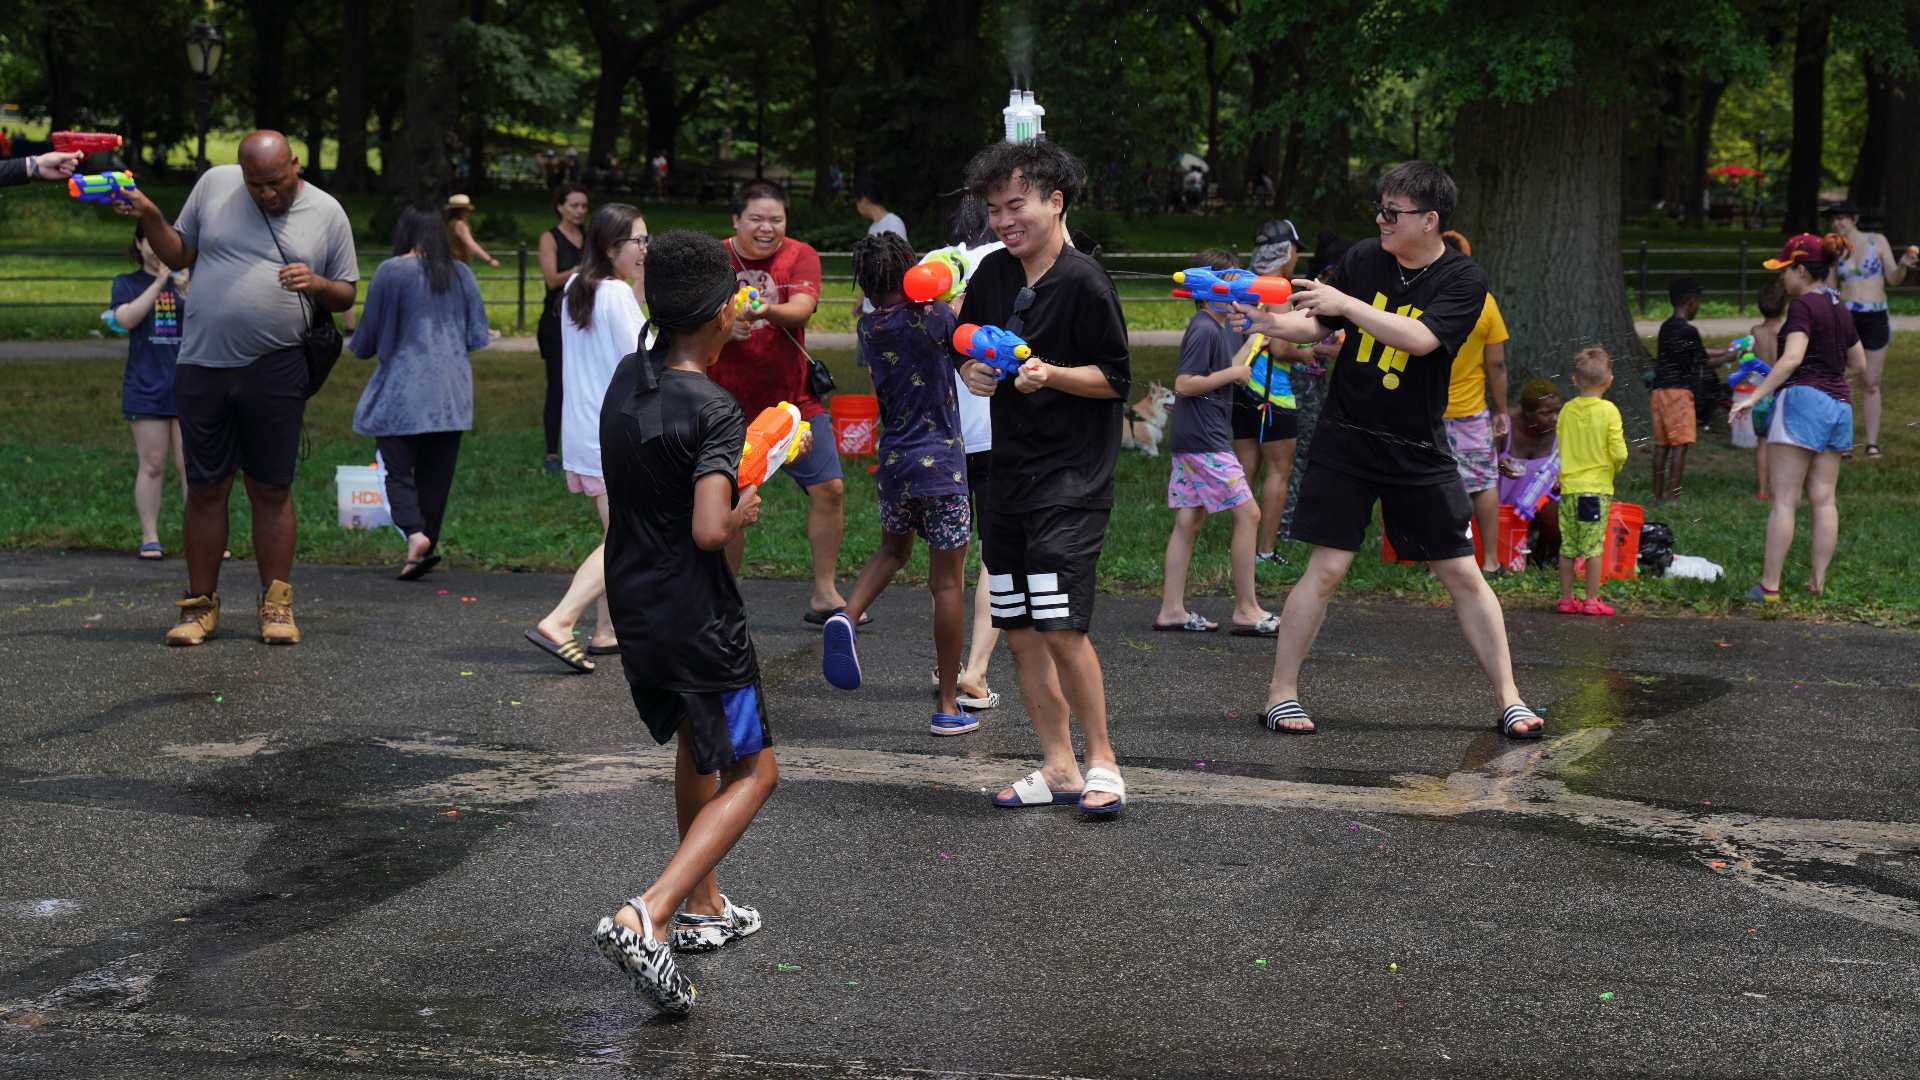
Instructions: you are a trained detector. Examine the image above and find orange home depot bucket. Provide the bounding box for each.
[1470,505,1532,573]
[1572,501,1644,582]
[830,394,878,455]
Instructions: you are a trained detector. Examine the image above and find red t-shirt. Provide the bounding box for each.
[709,238,824,420]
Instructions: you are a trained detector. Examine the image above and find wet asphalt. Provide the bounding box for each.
[0,550,1916,1079]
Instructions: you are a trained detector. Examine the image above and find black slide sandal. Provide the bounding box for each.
[803,606,872,627]
[1263,700,1316,734]
[397,554,442,581]
[1497,704,1543,739]
[524,628,594,673]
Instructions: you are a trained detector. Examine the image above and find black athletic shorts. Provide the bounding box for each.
[1231,402,1299,443]
[630,681,772,776]
[982,504,1109,632]
[1851,308,1891,351]
[174,345,308,486]
[1289,463,1476,561]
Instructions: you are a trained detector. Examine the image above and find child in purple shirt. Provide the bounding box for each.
[820,233,977,736]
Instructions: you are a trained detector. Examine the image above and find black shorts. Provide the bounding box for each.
[174,346,308,486]
[1231,403,1299,443]
[1851,308,1891,351]
[966,450,992,530]
[982,504,1109,631]
[1289,463,1476,561]
[630,681,772,776]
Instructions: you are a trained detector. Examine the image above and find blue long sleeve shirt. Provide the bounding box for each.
[349,257,491,436]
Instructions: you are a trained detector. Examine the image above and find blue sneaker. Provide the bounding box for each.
[930,710,979,736]
[821,612,862,690]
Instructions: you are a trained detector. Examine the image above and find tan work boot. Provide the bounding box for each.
[258,580,300,645]
[167,592,219,646]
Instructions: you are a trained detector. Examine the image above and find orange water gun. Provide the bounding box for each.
[738,402,806,488]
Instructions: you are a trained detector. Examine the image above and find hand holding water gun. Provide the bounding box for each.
[68,171,137,204]
[1172,267,1292,321]
[951,322,1035,381]
[733,286,765,315]
[52,131,123,156]
[737,402,808,489]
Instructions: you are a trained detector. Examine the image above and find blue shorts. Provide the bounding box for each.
[1767,385,1853,454]
[629,681,771,775]
[782,415,843,489]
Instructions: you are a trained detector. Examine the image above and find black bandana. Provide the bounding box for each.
[621,276,737,440]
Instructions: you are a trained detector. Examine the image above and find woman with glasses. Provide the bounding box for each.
[524,204,650,672]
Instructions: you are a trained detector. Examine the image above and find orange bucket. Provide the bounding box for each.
[1470,505,1532,573]
[1573,501,1643,582]
[829,394,878,456]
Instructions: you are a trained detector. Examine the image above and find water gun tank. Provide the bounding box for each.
[1004,90,1043,143]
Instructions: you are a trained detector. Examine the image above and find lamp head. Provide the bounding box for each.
[186,23,225,77]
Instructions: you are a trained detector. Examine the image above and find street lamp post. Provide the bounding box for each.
[185,22,225,175]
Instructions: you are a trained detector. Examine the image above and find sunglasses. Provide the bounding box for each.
[1372,202,1433,223]
[1007,287,1035,336]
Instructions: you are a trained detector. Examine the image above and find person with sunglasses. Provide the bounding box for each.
[955,139,1133,815]
[1232,161,1544,741]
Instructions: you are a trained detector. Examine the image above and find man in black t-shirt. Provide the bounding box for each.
[1236,161,1543,741]
[587,230,790,1017]
[956,139,1133,814]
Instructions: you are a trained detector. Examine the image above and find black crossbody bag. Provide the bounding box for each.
[258,198,344,399]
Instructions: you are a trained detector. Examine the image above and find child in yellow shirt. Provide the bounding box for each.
[1556,347,1629,615]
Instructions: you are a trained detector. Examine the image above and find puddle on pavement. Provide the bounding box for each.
[1457,668,1732,776]
[2,737,537,1015]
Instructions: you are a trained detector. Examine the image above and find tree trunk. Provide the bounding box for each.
[335,0,372,193]
[1848,51,1890,219]
[1883,7,1920,244]
[1245,52,1278,211]
[42,24,74,132]
[1452,89,1648,423]
[587,51,636,171]
[1683,79,1728,229]
[1785,0,1831,234]
[247,0,292,132]
[857,0,987,231]
[400,0,462,201]
[807,0,835,207]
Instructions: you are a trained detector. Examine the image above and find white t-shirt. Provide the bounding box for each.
[867,212,908,240]
[559,276,651,477]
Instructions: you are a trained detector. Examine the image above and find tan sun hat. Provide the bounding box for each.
[445,193,474,211]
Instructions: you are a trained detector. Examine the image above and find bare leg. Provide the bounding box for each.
[1227,499,1266,625]
[242,476,296,588]
[1652,444,1670,502]
[1585,550,1605,602]
[1470,486,1501,571]
[1670,444,1690,499]
[1156,506,1208,626]
[183,476,236,596]
[1859,346,1886,448]
[1760,444,1815,592]
[1257,437,1296,552]
[927,547,968,717]
[840,531,912,625]
[805,479,847,612]
[996,627,1119,808]
[1802,449,1842,592]
[536,494,611,666]
[957,564,1000,700]
[1559,550,1578,603]
[131,419,174,545]
[1429,556,1532,726]
[615,734,779,941]
[1754,438,1770,499]
[1264,545,1353,730]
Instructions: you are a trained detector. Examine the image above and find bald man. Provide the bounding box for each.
[120,131,359,647]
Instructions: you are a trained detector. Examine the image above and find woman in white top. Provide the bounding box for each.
[525,204,650,673]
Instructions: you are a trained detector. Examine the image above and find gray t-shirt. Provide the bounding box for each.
[174,165,359,367]
[1169,310,1237,454]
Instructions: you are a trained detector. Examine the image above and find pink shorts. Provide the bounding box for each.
[566,470,607,498]
[1167,451,1252,513]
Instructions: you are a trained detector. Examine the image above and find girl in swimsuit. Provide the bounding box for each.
[1500,378,1563,565]
[1826,199,1916,459]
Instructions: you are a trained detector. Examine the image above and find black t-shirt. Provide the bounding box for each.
[601,360,757,693]
[1311,238,1488,484]
[1652,314,1708,390]
[958,243,1131,511]
[1170,310,1237,454]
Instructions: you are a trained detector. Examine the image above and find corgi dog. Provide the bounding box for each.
[1121,382,1176,456]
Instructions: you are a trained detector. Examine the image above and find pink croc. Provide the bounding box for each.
[1556,599,1583,615]
[1582,599,1616,616]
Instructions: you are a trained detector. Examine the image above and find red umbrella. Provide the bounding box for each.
[1709,165,1765,178]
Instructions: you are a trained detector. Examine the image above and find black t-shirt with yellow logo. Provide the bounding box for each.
[1310,238,1488,485]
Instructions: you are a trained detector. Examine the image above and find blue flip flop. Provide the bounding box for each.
[821,612,862,690]
[929,711,979,736]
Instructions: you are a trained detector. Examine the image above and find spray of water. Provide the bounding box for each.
[1005,12,1034,90]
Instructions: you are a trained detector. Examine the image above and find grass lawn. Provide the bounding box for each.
[2,335,1916,628]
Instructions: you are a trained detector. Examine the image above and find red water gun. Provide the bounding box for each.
[52,131,123,156]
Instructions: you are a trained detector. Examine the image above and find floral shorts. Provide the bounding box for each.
[1167,451,1253,513]
[879,493,972,550]
[1443,410,1498,493]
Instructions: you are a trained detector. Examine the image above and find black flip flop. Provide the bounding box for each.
[524,628,594,673]
[586,642,621,656]
[397,554,442,581]
[803,607,872,626]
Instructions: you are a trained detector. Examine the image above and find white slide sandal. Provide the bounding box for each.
[992,769,1082,807]
[1079,766,1126,816]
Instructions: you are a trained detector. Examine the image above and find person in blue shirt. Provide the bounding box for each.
[107,222,190,559]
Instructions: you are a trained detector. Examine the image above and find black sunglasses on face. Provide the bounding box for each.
[1372,202,1434,223]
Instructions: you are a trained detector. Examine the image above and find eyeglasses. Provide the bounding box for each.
[618,235,651,248]
[1372,202,1433,223]
[1007,287,1035,336]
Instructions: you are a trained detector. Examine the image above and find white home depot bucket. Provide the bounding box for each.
[335,461,392,530]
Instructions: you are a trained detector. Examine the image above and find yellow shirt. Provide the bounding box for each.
[1556,395,1628,496]
[1443,294,1509,418]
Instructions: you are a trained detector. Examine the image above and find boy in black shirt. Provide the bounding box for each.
[590,230,789,1015]
[956,139,1133,814]
[1649,277,1729,503]
[1235,162,1543,741]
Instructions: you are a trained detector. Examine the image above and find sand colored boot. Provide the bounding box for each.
[166,592,219,646]
[258,580,300,645]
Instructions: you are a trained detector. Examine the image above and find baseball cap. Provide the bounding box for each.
[1762,234,1825,270]
[1251,218,1298,275]
[1825,199,1860,219]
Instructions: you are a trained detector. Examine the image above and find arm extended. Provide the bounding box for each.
[1730,332,1807,420]
[692,474,762,551]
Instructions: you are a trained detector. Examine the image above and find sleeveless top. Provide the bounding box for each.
[1835,234,1888,313]
[542,226,583,319]
[1498,425,1559,523]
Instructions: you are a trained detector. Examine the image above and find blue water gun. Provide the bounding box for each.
[1170,267,1293,314]
[951,322,1035,380]
[67,171,137,203]
[1726,357,1770,393]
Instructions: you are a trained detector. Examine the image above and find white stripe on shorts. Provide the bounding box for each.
[1026,572,1060,593]
[1031,606,1071,621]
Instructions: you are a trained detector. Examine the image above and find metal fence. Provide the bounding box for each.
[1627,242,1920,315]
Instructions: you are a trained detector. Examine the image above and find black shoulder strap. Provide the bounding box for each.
[256,194,314,325]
